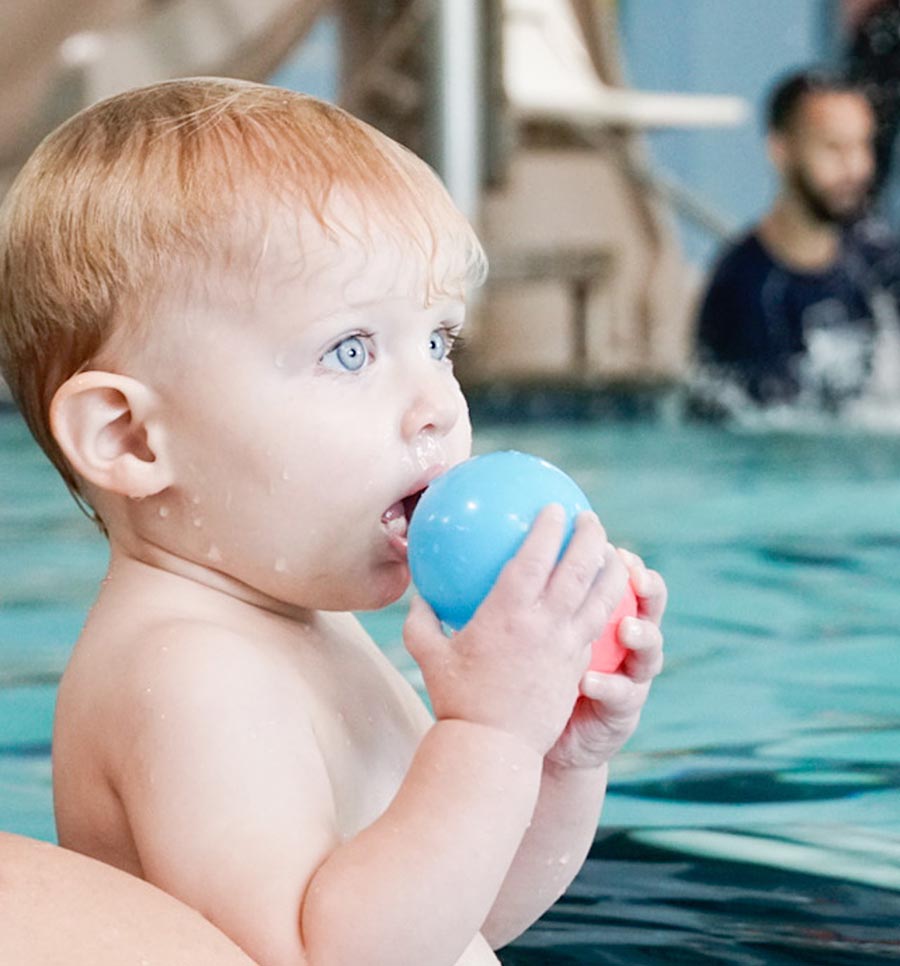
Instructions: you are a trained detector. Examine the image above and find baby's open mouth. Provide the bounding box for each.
[381,488,426,549]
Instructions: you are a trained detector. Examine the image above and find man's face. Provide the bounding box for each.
[775,91,876,224]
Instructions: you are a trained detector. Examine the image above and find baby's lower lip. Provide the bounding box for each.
[386,530,409,559]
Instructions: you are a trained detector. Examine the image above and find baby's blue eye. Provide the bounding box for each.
[429,329,451,361]
[322,335,369,372]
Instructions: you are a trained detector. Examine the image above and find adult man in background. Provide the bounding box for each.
[694,68,900,409]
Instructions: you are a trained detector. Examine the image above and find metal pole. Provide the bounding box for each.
[433,0,483,221]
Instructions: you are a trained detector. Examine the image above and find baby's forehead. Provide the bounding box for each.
[255,204,474,307]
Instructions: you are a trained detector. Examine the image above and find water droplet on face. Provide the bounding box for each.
[193,517,203,528]
[281,468,290,481]
[191,495,201,505]
[274,557,288,573]
[158,506,170,519]
[412,433,447,472]
[207,545,222,562]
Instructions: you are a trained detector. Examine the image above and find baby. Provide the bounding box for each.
[0,79,665,966]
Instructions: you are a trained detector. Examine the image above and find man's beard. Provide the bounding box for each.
[789,163,869,226]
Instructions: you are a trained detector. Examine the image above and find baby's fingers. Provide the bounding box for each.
[619,550,667,624]
[619,617,664,683]
[491,504,568,607]
[403,594,447,666]
[544,511,608,613]
[579,669,648,716]
[575,541,629,633]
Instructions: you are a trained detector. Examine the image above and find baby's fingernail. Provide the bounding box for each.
[620,616,642,645]
[631,568,651,595]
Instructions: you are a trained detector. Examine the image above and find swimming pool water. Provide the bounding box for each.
[2,408,899,963]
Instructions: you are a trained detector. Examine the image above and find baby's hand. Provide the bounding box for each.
[404,506,620,757]
[546,549,666,770]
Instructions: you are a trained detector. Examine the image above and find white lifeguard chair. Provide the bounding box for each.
[503,0,746,131]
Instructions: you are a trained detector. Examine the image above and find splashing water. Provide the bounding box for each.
[689,319,900,434]
[692,286,900,433]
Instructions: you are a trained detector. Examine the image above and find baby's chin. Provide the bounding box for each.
[345,568,412,614]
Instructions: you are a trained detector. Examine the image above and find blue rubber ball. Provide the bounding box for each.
[407,450,592,629]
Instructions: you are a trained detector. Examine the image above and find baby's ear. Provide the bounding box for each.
[50,371,174,499]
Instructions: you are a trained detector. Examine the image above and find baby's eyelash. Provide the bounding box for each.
[325,328,375,351]
[439,325,466,354]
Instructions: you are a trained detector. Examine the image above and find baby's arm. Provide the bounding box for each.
[480,549,667,948]
[121,630,538,966]
[118,508,606,966]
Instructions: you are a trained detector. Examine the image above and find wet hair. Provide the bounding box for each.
[767,68,868,133]
[0,78,487,511]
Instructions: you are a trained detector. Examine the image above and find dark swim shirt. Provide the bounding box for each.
[695,225,899,406]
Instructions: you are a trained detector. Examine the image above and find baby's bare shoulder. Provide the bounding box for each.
[124,616,311,721]
[62,608,318,768]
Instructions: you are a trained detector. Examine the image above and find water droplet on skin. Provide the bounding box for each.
[274,351,287,369]
[158,506,170,519]
[274,557,287,573]
[207,545,222,562]
[558,852,571,866]
[191,495,201,505]
[281,468,290,481]
[192,517,203,528]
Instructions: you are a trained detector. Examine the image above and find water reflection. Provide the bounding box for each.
[502,831,900,965]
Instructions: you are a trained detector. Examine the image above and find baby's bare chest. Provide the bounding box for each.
[305,650,428,837]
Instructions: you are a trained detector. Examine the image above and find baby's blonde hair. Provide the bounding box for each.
[0,77,486,506]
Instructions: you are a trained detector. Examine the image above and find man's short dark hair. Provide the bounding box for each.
[767,68,865,133]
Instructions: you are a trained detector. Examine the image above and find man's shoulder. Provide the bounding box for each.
[708,228,767,276]
[701,229,771,303]
[845,214,899,251]
[844,216,900,264]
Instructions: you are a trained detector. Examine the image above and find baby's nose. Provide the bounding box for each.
[401,377,462,441]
